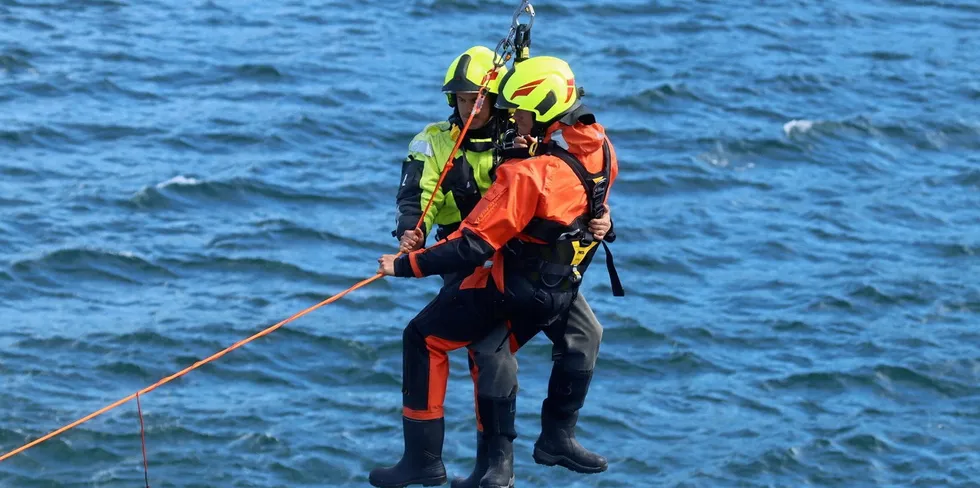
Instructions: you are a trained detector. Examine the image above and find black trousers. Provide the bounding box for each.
[401,270,602,433]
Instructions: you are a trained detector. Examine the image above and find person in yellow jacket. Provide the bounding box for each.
[376,47,613,488]
[393,46,509,266]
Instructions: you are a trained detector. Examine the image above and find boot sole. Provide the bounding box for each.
[451,475,479,488]
[532,446,607,474]
[371,475,448,488]
[453,474,498,488]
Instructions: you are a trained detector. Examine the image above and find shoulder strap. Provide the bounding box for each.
[546,141,610,220]
[547,139,624,297]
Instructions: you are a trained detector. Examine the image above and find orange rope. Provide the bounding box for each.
[0,64,507,465]
[0,273,381,463]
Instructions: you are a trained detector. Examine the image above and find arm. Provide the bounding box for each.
[587,136,619,243]
[393,135,446,244]
[603,138,619,242]
[391,162,542,278]
[393,155,424,239]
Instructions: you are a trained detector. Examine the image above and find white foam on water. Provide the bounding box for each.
[783,119,815,136]
[155,175,201,189]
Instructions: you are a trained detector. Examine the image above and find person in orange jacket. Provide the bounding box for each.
[370,55,622,488]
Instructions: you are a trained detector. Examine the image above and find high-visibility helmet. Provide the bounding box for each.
[442,46,507,107]
[495,56,580,124]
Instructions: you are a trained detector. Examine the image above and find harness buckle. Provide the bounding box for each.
[570,265,582,284]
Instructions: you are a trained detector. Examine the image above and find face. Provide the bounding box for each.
[513,109,535,136]
[455,92,492,129]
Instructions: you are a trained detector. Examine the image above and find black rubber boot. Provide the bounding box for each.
[532,369,608,474]
[477,394,516,488]
[450,431,488,488]
[480,434,514,488]
[369,417,448,487]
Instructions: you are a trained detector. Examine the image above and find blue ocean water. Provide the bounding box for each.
[1,0,979,486]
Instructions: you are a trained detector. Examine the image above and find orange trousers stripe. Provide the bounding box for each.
[403,336,470,421]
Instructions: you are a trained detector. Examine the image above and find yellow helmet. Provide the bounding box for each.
[442,46,507,106]
[495,56,580,124]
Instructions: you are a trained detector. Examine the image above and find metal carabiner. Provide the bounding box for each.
[493,36,514,68]
[490,1,535,69]
[511,1,535,30]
